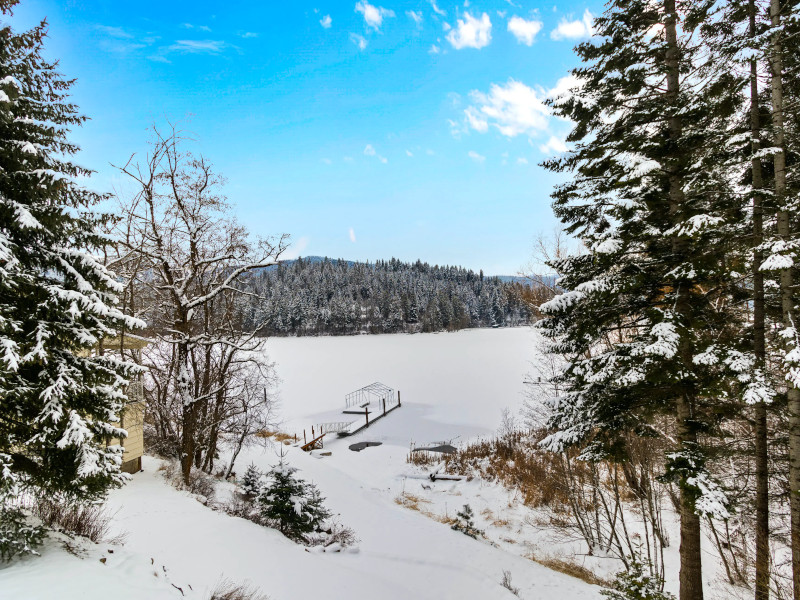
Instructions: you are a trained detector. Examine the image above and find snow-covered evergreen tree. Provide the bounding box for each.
[241,463,263,498]
[257,456,330,543]
[450,504,482,539]
[0,0,141,527]
[537,2,746,598]
[601,558,674,600]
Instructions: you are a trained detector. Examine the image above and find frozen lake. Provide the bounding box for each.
[264,326,539,444]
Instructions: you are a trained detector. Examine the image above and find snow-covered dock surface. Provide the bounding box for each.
[1,329,607,599]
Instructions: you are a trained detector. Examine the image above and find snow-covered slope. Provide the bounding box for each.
[1,328,604,600]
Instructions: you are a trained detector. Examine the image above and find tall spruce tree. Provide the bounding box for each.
[537,2,745,599]
[0,0,142,540]
[762,1,800,596]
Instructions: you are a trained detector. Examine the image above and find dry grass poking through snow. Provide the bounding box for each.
[442,429,577,510]
[525,553,610,587]
[256,430,296,444]
[395,492,457,526]
[208,578,270,600]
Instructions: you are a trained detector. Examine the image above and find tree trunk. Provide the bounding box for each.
[177,337,195,485]
[750,3,770,598]
[769,1,800,597]
[665,1,704,598]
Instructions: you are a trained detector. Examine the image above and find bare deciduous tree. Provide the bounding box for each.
[108,125,287,484]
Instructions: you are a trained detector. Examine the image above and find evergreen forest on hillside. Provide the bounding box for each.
[240,257,538,336]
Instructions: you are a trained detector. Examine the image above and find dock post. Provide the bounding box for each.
[304,430,306,444]
[383,398,386,415]
[398,390,401,407]
[365,406,369,427]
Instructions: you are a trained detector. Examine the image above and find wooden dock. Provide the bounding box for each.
[338,400,400,437]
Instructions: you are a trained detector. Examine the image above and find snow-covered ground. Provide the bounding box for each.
[0,328,613,599]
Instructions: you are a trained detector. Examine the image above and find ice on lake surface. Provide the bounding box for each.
[264,327,539,445]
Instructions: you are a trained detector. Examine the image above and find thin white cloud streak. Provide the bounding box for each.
[429,0,446,16]
[350,33,368,50]
[406,10,423,25]
[349,228,357,242]
[468,150,486,163]
[320,15,332,28]
[167,39,226,53]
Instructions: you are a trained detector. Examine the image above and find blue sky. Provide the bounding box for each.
[9,0,601,274]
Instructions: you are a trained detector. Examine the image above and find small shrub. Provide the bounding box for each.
[306,519,359,549]
[451,504,483,539]
[601,559,674,600]
[208,578,270,600]
[0,455,46,561]
[223,494,260,523]
[500,570,520,597]
[161,460,216,502]
[257,457,331,543]
[33,497,115,543]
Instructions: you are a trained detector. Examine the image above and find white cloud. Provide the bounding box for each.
[239,31,258,38]
[320,15,332,28]
[429,44,441,54]
[429,0,446,16]
[182,23,212,32]
[539,135,568,155]
[406,10,423,25]
[516,157,529,165]
[364,144,387,162]
[168,40,226,53]
[283,236,310,260]
[550,9,594,40]
[464,106,488,133]
[406,150,414,157]
[349,228,357,242]
[356,1,395,30]
[465,79,549,137]
[447,12,492,49]
[96,25,133,38]
[507,16,542,45]
[350,33,368,50]
[321,158,332,164]
[468,150,486,163]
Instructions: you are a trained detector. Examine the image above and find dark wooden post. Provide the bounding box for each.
[312,426,315,437]
[365,406,369,427]
[383,398,386,415]
[304,430,306,444]
[398,390,401,407]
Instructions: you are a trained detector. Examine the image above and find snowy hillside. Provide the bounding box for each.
[2,328,604,600]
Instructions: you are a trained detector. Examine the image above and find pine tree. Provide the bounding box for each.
[601,557,675,600]
[450,504,483,539]
[537,3,746,599]
[241,463,263,498]
[257,456,330,543]
[0,0,141,555]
